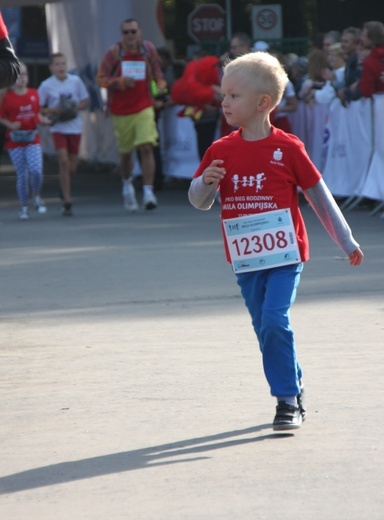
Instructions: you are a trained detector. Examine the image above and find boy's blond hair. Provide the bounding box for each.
[223,51,288,110]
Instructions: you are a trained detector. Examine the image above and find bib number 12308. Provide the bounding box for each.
[223,208,301,273]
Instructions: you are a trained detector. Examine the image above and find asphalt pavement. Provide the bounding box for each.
[1,158,383,519]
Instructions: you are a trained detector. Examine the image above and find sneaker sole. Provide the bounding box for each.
[124,205,139,212]
[144,202,157,210]
[273,421,302,431]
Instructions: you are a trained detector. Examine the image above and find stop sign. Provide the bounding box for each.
[188,4,226,43]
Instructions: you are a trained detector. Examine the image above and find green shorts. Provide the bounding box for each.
[111,107,158,154]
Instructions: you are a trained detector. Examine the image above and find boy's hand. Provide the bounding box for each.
[203,159,226,185]
[349,248,364,266]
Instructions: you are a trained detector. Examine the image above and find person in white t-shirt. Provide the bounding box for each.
[38,53,89,216]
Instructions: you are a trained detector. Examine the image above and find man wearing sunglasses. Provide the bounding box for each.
[97,18,166,212]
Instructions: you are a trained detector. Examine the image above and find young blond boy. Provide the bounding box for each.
[189,52,363,430]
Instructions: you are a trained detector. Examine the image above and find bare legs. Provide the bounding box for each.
[57,148,78,204]
[120,143,155,185]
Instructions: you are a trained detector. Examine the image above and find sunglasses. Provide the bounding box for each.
[122,29,138,35]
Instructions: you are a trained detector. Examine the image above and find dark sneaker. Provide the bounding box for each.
[62,203,73,216]
[297,384,306,421]
[273,402,302,431]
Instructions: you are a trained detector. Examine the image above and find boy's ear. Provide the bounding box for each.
[257,95,272,111]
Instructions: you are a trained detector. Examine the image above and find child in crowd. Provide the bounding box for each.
[188,52,364,431]
[38,53,89,216]
[0,62,50,220]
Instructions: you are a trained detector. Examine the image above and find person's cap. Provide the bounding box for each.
[253,40,270,52]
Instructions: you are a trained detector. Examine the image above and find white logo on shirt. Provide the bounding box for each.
[232,172,266,192]
[273,148,283,161]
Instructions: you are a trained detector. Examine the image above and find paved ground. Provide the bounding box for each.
[0,159,383,519]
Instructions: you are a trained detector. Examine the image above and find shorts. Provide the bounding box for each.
[51,133,81,155]
[111,107,158,154]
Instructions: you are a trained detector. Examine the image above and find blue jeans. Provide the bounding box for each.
[236,263,304,398]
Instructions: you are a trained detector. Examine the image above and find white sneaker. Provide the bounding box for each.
[122,182,138,212]
[19,207,29,221]
[34,197,47,214]
[143,190,157,210]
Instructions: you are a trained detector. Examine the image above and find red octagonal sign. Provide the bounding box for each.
[188,4,226,43]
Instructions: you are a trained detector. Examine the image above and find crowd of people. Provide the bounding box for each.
[0,11,384,220]
[172,22,384,141]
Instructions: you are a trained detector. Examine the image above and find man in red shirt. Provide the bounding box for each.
[97,18,166,212]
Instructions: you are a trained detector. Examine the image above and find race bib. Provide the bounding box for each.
[121,61,146,80]
[223,208,301,273]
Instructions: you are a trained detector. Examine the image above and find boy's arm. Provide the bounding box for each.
[188,159,226,210]
[303,178,360,255]
[188,175,218,210]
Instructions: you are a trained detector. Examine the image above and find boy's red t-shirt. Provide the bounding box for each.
[193,127,322,263]
[0,88,41,149]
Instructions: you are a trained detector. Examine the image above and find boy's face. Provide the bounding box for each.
[221,70,261,127]
[50,56,68,80]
